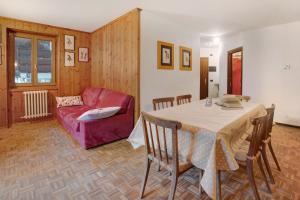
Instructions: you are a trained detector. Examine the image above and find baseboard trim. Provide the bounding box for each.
[275,122,300,128]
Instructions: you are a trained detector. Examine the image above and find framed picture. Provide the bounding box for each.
[65,52,75,67]
[78,47,88,62]
[179,46,192,71]
[157,41,174,70]
[64,35,75,50]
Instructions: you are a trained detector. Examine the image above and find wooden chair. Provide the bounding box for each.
[153,97,175,111]
[249,104,280,184]
[264,105,281,171]
[216,114,271,200]
[139,112,193,200]
[176,94,192,105]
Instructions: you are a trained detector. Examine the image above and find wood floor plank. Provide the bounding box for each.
[0,121,300,200]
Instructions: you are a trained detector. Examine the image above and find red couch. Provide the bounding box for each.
[57,88,134,149]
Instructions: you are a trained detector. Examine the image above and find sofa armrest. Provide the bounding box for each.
[126,96,135,119]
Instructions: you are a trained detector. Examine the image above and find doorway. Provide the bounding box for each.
[227,47,243,95]
[200,57,209,99]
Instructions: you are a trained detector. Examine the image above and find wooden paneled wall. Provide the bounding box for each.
[91,9,140,121]
[0,8,141,127]
[0,17,91,126]
[0,24,8,127]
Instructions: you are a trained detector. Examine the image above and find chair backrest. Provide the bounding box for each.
[266,104,275,134]
[176,94,192,105]
[153,97,175,111]
[247,114,268,160]
[141,112,182,173]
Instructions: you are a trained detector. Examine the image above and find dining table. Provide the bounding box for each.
[127,99,266,199]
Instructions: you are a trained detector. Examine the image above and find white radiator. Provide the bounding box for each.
[23,90,49,119]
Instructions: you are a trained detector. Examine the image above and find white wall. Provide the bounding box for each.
[219,21,300,126]
[219,33,243,96]
[140,10,200,111]
[200,47,220,97]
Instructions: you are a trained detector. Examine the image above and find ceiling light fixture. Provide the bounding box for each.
[213,37,220,45]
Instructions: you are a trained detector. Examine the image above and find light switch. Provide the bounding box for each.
[283,64,291,70]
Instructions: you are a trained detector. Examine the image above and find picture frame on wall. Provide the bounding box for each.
[78,47,88,62]
[179,46,192,71]
[65,52,75,67]
[64,35,75,50]
[157,41,174,70]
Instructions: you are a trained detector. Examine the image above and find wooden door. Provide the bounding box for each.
[200,57,209,99]
[227,47,243,95]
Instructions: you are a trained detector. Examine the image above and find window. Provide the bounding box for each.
[37,40,53,83]
[12,32,56,85]
[15,37,32,83]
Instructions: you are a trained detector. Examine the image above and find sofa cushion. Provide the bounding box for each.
[57,105,90,132]
[96,89,130,114]
[82,88,103,107]
[56,96,84,108]
[77,107,121,121]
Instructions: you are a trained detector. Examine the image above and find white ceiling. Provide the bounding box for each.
[1,0,300,35]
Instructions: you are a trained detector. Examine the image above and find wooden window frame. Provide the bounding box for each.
[10,32,56,87]
[35,35,56,86]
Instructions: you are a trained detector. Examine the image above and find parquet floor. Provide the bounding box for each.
[0,120,299,200]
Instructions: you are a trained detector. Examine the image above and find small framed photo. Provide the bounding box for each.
[64,35,75,50]
[157,41,174,70]
[179,46,192,71]
[78,47,88,62]
[65,52,75,67]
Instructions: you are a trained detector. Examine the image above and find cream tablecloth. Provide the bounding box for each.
[128,100,266,199]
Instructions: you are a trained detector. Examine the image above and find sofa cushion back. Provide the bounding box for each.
[96,89,131,114]
[82,88,103,107]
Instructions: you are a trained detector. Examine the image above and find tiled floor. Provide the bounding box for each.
[0,120,299,200]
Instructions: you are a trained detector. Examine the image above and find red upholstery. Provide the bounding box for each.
[96,89,131,114]
[82,87,103,107]
[57,105,91,132]
[57,88,134,149]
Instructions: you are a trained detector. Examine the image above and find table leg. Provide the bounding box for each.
[199,169,204,196]
[216,170,221,200]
